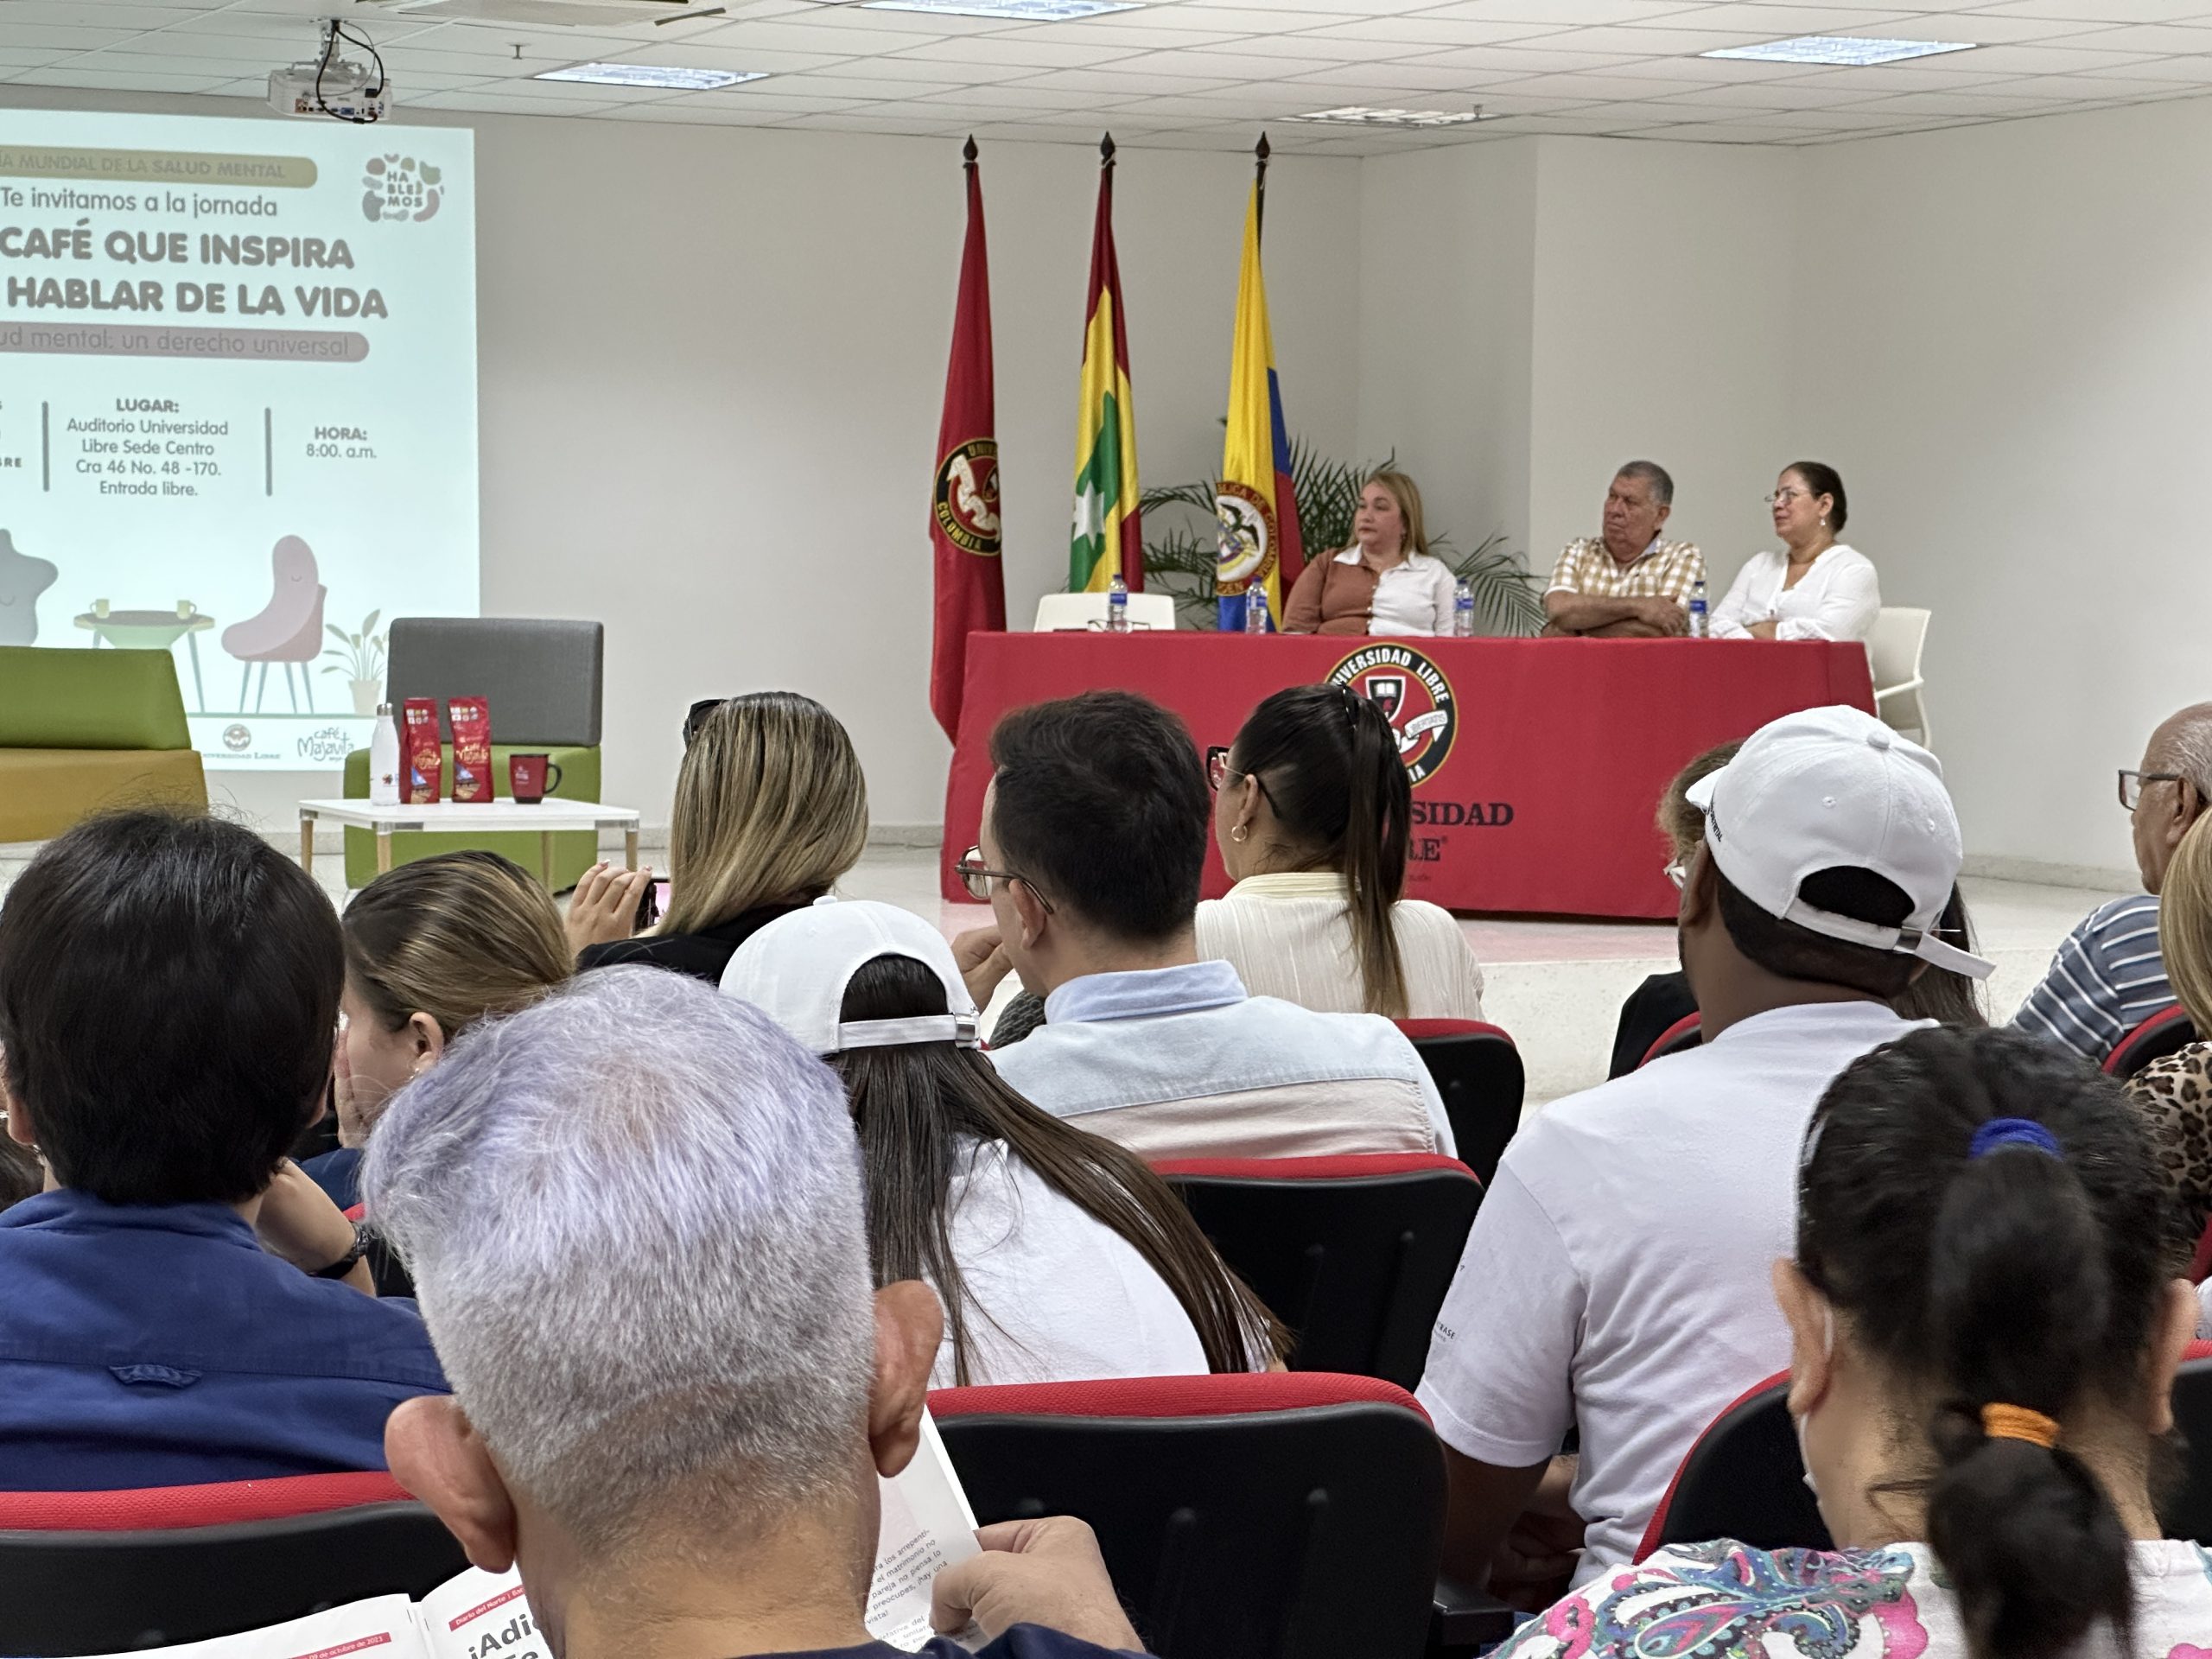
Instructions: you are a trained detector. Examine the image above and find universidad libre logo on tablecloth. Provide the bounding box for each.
[935,439,1002,557]
[1328,641,1458,788]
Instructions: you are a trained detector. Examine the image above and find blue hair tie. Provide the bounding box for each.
[1968,1118,2063,1161]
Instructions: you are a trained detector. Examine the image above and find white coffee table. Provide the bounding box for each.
[296,798,643,887]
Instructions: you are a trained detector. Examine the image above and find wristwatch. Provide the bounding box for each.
[312,1221,372,1280]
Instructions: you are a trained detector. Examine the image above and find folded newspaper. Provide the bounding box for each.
[77,1414,984,1659]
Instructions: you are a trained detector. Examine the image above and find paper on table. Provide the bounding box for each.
[63,1411,985,1659]
[866,1410,984,1653]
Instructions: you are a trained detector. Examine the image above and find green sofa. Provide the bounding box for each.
[0,646,207,841]
[341,742,601,891]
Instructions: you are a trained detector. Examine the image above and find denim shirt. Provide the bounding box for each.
[0,1189,448,1491]
[989,961,1453,1160]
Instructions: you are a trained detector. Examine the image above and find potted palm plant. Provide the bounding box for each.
[1141,442,1543,633]
[321,611,387,716]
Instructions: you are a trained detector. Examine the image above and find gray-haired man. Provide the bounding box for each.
[1542,461,1707,639]
[367,967,1142,1659]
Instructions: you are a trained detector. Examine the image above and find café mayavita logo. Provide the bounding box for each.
[1327,641,1458,788]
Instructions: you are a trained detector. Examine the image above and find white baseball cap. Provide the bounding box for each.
[719,897,982,1055]
[1684,705,1993,980]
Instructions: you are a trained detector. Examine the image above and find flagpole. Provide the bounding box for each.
[1255,131,1268,244]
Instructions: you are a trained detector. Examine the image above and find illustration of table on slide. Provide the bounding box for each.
[0,110,477,771]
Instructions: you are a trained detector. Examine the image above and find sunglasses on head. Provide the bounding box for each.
[683,698,728,748]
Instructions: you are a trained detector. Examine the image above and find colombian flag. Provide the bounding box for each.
[1215,160,1305,633]
[1070,138,1141,594]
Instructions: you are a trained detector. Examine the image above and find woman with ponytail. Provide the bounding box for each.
[1198,683,1485,1019]
[1504,1025,2208,1659]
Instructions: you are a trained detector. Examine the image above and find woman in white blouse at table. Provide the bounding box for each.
[1281,469,1458,636]
[1712,461,1881,643]
[1198,683,1486,1020]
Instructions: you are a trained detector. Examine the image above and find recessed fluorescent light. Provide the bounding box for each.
[534,62,765,89]
[1289,105,1497,128]
[1700,35,1975,65]
[860,0,1141,17]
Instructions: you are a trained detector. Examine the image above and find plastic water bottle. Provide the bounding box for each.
[1106,574,1130,633]
[1452,578,1475,639]
[1688,578,1710,639]
[368,702,400,806]
[1243,590,1269,635]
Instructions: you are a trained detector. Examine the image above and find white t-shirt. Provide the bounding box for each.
[1417,1000,1926,1581]
[1502,1538,2212,1658]
[1709,543,1879,643]
[931,1137,1209,1389]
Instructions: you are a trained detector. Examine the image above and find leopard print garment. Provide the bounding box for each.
[2126,1040,2212,1268]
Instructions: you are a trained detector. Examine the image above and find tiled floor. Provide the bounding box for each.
[0,839,2126,1115]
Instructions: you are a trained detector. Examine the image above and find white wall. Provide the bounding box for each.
[3,86,1362,836]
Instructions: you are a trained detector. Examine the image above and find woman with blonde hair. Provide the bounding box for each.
[2124,811,2212,1265]
[1282,468,1459,636]
[314,849,575,1211]
[580,691,868,984]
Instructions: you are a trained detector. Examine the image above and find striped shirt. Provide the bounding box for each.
[2011,893,2172,1062]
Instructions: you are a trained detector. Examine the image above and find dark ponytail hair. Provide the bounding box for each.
[1786,461,1848,532]
[1230,684,1412,1016]
[831,955,1284,1384]
[1796,1027,2172,1659]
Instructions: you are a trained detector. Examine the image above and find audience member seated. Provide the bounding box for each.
[1280,469,1456,636]
[0,811,445,1489]
[725,899,1279,1386]
[579,691,867,982]
[1421,706,1990,1599]
[315,849,575,1211]
[1541,462,1706,639]
[2123,813,2212,1268]
[367,968,1147,1659]
[955,690,1453,1159]
[1710,462,1879,644]
[1198,683,1485,1019]
[2014,701,2212,1061]
[1516,1026,2210,1657]
[1609,742,1982,1079]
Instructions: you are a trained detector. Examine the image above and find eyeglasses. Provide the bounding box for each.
[1764,488,1808,508]
[2120,769,2184,811]
[953,844,1055,913]
[1205,745,1276,810]
[1664,857,1689,891]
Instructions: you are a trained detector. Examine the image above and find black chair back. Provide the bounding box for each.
[2104,1005,2197,1080]
[0,1503,469,1656]
[1641,1376,1832,1560]
[1397,1024,1523,1185]
[1161,1157,1480,1389]
[937,1382,1443,1659]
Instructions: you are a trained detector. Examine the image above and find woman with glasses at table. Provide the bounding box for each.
[1709,461,1881,644]
[576,692,868,984]
[1198,684,1486,1019]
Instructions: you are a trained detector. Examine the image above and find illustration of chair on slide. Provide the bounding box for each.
[222,536,327,713]
[0,531,58,648]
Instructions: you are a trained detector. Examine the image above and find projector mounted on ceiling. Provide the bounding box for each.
[357,0,699,24]
[269,20,392,122]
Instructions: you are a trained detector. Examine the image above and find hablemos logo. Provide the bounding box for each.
[363,154,442,223]
[1327,641,1458,788]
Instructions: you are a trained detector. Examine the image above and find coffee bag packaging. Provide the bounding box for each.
[402,698,442,805]
[448,696,493,804]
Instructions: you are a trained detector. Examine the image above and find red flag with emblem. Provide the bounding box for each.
[930,138,1006,742]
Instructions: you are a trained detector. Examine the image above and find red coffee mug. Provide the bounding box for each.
[509,753,563,804]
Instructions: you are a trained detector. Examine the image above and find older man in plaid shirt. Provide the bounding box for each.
[1543,462,1707,639]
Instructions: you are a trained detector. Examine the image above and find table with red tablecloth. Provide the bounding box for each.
[941,634,1875,920]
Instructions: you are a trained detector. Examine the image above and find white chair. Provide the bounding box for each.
[1032,591,1177,632]
[1870,606,1930,747]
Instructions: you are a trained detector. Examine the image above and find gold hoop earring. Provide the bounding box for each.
[1231,825,1249,844]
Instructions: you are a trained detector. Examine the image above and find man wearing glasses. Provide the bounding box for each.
[2013,703,2212,1062]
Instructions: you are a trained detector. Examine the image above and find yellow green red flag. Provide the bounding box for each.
[1069,137,1141,594]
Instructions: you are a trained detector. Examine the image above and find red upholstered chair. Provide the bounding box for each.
[1393,1020,1523,1185]
[0,1472,468,1653]
[931,1371,1503,1658]
[221,534,327,714]
[1639,1013,1702,1068]
[1637,1341,2212,1563]
[1154,1154,1480,1389]
[2102,1004,2197,1079]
